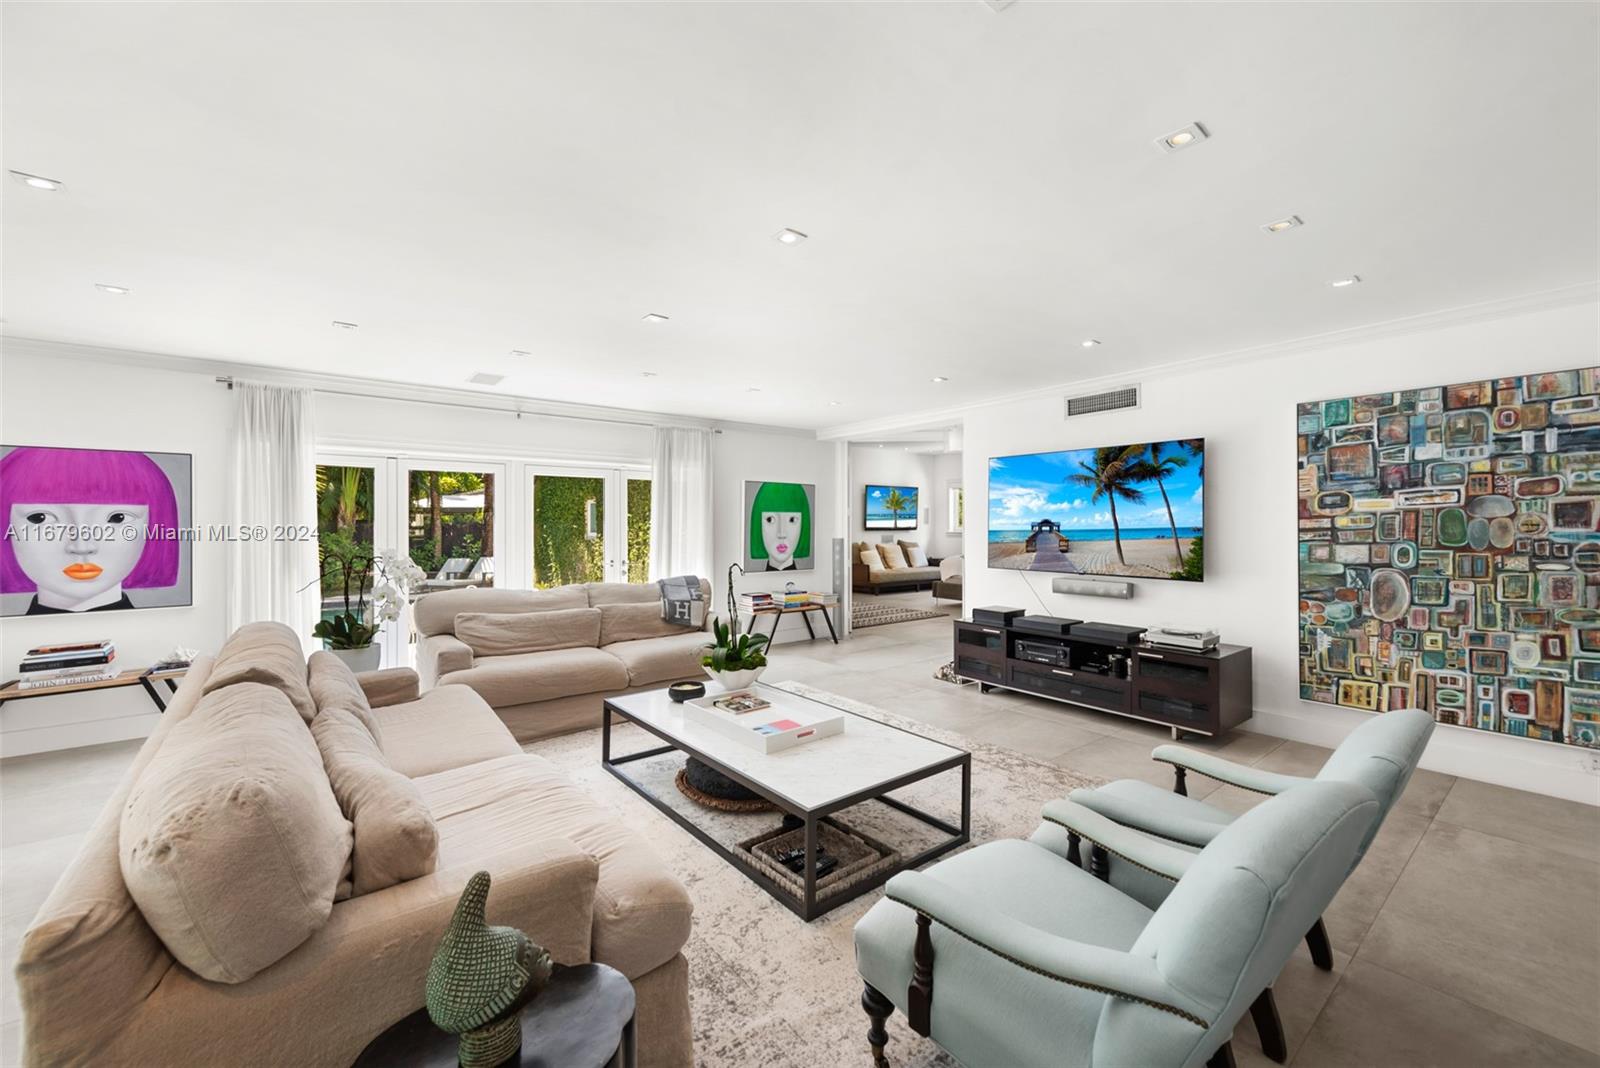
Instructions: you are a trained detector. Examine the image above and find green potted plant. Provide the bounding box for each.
[312,537,426,671]
[701,615,770,690]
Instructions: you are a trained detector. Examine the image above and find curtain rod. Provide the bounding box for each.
[214,375,721,432]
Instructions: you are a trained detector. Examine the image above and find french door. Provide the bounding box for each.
[314,453,401,665]
[527,466,651,586]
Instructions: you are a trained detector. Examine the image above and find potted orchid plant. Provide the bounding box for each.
[312,538,427,671]
[701,615,770,691]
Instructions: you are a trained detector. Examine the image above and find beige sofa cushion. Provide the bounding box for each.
[585,581,660,606]
[373,684,522,778]
[355,667,421,708]
[603,631,712,687]
[456,607,601,657]
[204,621,315,722]
[859,549,882,571]
[440,647,630,708]
[597,602,685,646]
[899,541,930,567]
[312,707,439,895]
[876,543,909,569]
[307,650,381,736]
[413,586,588,637]
[120,682,352,983]
[416,753,693,980]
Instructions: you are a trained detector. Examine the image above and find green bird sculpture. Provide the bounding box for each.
[426,870,554,1067]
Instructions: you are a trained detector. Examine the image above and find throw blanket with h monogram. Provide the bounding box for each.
[658,576,706,628]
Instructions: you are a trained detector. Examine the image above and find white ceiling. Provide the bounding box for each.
[4,3,1596,430]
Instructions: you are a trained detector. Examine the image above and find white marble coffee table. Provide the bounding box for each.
[602,682,971,920]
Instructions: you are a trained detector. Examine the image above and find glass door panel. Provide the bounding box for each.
[530,472,607,588]
[315,463,377,624]
[625,476,652,582]
[405,466,499,589]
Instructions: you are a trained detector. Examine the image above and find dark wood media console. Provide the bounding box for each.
[952,618,1253,739]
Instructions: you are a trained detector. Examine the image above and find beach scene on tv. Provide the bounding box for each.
[988,439,1204,581]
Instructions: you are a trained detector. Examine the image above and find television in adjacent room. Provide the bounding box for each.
[864,484,920,530]
[987,439,1204,581]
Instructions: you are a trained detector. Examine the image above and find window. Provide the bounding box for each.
[529,467,651,586]
[947,483,965,534]
[627,477,652,582]
[407,467,496,588]
[315,464,376,621]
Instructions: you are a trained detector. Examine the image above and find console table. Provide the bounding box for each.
[953,619,1251,739]
[0,667,187,713]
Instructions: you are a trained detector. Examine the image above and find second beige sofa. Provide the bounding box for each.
[414,579,712,742]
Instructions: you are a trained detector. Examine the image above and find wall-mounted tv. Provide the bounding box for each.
[988,439,1203,582]
[865,484,920,530]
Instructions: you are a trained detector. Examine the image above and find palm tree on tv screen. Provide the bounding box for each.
[1130,442,1190,568]
[1066,444,1146,566]
[884,488,912,526]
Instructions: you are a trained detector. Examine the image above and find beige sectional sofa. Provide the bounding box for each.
[851,540,941,594]
[15,622,694,1068]
[414,579,712,742]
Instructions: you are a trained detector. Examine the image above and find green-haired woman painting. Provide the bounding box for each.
[746,481,813,572]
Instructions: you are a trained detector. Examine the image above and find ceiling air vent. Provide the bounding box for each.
[1065,384,1140,418]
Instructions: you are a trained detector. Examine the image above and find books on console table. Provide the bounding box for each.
[684,690,845,754]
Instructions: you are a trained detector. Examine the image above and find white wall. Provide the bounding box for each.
[716,433,842,645]
[848,445,963,558]
[962,300,1600,804]
[0,347,838,753]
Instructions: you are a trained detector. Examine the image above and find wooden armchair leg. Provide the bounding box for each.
[862,983,893,1068]
[1173,766,1188,796]
[1205,1040,1237,1068]
[1249,988,1288,1064]
[1305,916,1334,970]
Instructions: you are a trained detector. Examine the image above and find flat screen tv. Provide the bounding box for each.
[864,484,919,530]
[988,439,1203,581]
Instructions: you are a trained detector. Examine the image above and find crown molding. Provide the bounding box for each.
[816,281,1600,440]
[0,335,817,439]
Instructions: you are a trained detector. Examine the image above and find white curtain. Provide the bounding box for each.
[650,426,714,581]
[226,381,321,648]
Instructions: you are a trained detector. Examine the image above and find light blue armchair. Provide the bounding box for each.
[853,780,1380,1068]
[1032,707,1435,1062]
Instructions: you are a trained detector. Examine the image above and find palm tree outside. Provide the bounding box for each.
[1066,444,1147,565]
[1130,442,1190,568]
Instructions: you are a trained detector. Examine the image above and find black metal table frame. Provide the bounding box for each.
[601,698,970,921]
[743,604,840,644]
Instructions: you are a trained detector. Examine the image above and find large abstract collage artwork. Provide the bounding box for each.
[1297,367,1600,748]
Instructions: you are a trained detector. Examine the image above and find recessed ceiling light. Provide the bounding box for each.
[1262,215,1303,234]
[774,228,808,245]
[509,349,531,358]
[468,372,504,386]
[747,387,762,393]
[1330,275,1362,288]
[10,170,63,191]
[877,444,884,449]
[1154,122,1209,154]
[642,313,670,323]
[829,401,842,406]
[1081,338,1101,348]
[332,320,359,330]
[641,371,658,377]
[931,376,949,383]
[94,283,129,295]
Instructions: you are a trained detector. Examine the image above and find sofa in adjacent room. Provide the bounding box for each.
[13,622,695,1068]
[412,579,713,742]
[851,540,942,594]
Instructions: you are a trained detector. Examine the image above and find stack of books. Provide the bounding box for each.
[17,641,118,690]
[808,592,838,606]
[779,590,811,608]
[739,592,776,612]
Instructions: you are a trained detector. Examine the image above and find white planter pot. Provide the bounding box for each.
[329,645,381,672]
[708,666,765,691]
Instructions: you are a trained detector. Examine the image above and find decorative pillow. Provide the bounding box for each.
[203,621,316,723]
[454,607,601,657]
[311,707,439,896]
[859,549,883,571]
[599,602,685,645]
[120,683,352,984]
[903,544,930,567]
[876,543,909,569]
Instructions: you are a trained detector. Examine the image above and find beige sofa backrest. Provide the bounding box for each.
[14,655,215,1065]
[413,586,588,637]
[585,578,711,607]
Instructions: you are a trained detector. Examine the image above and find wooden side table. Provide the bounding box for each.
[351,963,636,1068]
[0,666,187,713]
[742,602,840,644]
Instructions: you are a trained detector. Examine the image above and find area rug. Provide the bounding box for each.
[525,681,1103,1067]
[851,601,945,629]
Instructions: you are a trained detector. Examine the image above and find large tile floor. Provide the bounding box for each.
[3,604,1598,1066]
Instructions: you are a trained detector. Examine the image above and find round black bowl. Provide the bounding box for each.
[668,681,706,703]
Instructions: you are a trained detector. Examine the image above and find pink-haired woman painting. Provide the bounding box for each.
[1,447,181,615]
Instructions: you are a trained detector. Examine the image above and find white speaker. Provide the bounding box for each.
[1051,577,1134,599]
